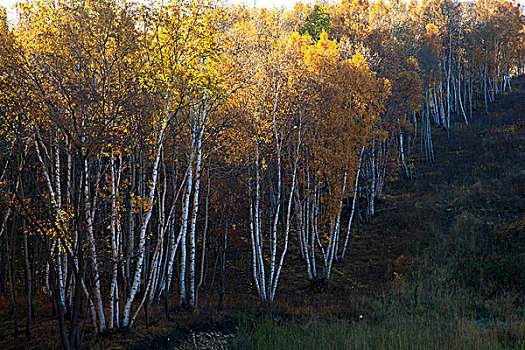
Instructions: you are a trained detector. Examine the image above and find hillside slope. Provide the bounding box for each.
[1,77,524,350]
[226,76,525,349]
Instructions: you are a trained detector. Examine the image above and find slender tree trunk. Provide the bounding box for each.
[84,157,106,333]
[484,45,489,114]
[23,219,32,338]
[188,133,203,308]
[341,146,364,259]
[196,159,211,308]
[122,124,166,328]
[7,229,19,339]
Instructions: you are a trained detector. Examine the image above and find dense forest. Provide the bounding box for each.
[0,0,524,348]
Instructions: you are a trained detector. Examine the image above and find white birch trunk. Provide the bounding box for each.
[188,131,203,307]
[341,146,364,259]
[84,157,107,333]
[179,152,194,306]
[121,123,166,328]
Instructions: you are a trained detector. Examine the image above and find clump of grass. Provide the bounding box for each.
[229,300,524,350]
[229,281,525,350]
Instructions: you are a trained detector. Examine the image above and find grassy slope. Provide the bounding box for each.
[229,77,525,349]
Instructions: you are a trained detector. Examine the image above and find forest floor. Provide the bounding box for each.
[1,76,524,349]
